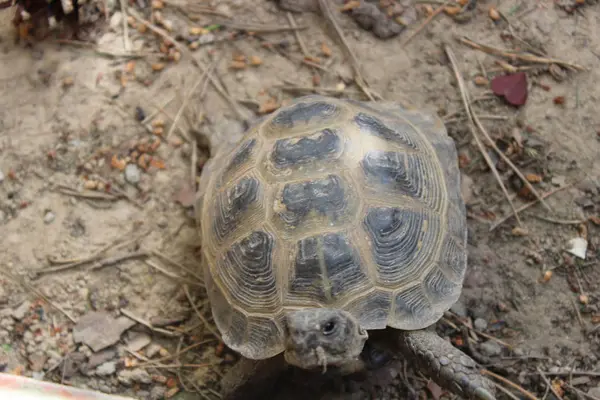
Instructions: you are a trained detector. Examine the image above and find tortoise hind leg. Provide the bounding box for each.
[220,354,288,400]
[396,329,496,400]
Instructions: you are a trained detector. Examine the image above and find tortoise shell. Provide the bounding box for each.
[195,95,467,360]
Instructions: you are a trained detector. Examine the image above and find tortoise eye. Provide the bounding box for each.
[322,320,336,336]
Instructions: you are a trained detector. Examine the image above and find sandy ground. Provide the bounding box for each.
[0,1,599,399]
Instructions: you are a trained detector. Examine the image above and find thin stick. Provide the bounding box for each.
[151,250,204,282]
[134,340,216,368]
[492,381,522,400]
[183,285,222,340]
[0,270,77,323]
[458,36,587,71]
[533,215,586,225]
[120,308,180,337]
[118,0,131,51]
[490,184,572,231]
[317,0,375,101]
[127,7,249,125]
[444,44,523,226]
[569,296,587,332]
[482,369,540,400]
[88,251,148,271]
[531,371,600,378]
[286,12,310,58]
[166,56,219,139]
[56,187,119,201]
[537,367,564,400]
[144,259,203,288]
[401,1,451,47]
[471,112,552,213]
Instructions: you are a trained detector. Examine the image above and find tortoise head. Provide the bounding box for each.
[283,308,368,371]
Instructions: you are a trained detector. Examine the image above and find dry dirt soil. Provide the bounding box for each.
[0,1,599,399]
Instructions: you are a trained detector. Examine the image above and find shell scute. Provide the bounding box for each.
[288,232,369,304]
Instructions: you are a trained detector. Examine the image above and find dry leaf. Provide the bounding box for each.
[489,7,500,21]
[150,158,166,169]
[151,0,164,9]
[151,119,165,128]
[541,270,552,282]
[249,55,262,66]
[427,380,444,400]
[474,76,489,86]
[151,63,166,72]
[230,60,246,70]
[525,173,542,183]
[491,72,528,106]
[189,27,207,35]
[589,216,600,225]
[444,6,461,15]
[111,155,126,171]
[340,1,360,12]
[258,98,279,114]
[511,227,529,236]
[321,42,332,57]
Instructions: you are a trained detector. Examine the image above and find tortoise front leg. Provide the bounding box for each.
[220,354,288,400]
[396,329,496,400]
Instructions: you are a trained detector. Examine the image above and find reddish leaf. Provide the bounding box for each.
[491,72,528,106]
[427,380,445,400]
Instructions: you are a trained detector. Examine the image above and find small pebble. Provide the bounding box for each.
[474,318,488,331]
[43,211,56,224]
[124,164,141,184]
[96,361,117,376]
[0,170,4,183]
[480,341,502,357]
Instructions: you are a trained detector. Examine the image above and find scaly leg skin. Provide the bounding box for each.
[396,329,496,400]
[220,354,287,400]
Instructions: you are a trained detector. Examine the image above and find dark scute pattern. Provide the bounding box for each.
[271,129,341,169]
[362,151,425,200]
[290,236,325,300]
[224,139,257,174]
[220,231,278,310]
[354,112,418,150]
[363,207,432,284]
[270,101,339,129]
[290,233,368,303]
[213,177,260,242]
[346,291,392,330]
[438,237,466,283]
[423,268,460,304]
[322,233,367,298]
[280,175,347,227]
[394,285,432,324]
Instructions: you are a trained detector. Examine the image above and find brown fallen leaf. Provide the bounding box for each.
[525,173,542,183]
[321,42,332,57]
[427,380,445,400]
[589,216,600,225]
[150,158,166,169]
[340,1,360,12]
[491,72,528,106]
[230,60,246,70]
[258,98,280,114]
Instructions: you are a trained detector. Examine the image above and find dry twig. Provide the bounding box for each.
[444,44,523,226]
[458,36,587,71]
[317,0,376,101]
[482,369,540,400]
[401,1,451,47]
[120,308,180,337]
[183,285,222,340]
[490,184,572,231]
[537,367,564,400]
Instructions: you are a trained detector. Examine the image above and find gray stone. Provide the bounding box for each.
[474,318,488,331]
[43,211,56,224]
[124,164,141,184]
[450,301,468,318]
[109,11,122,30]
[150,386,166,400]
[117,368,152,385]
[126,332,151,352]
[480,341,502,357]
[72,311,136,352]
[12,300,32,320]
[95,361,117,376]
[587,386,600,399]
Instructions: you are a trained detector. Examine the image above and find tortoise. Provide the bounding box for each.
[194,95,496,400]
